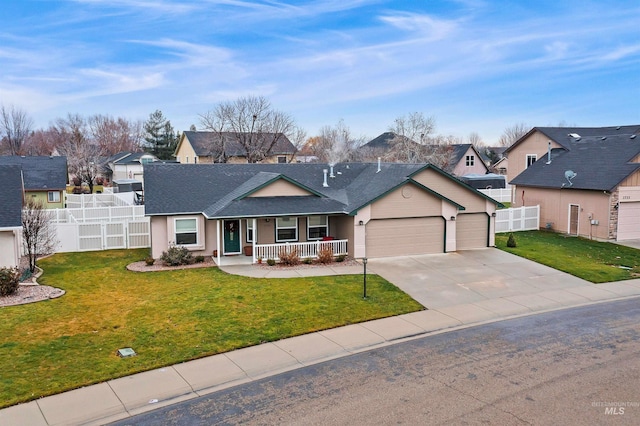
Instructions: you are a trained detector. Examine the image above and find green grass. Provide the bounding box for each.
[0,249,423,408]
[496,231,640,283]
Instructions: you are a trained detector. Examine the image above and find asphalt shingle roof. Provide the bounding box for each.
[0,165,24,228]
[145,162,500,218]
[510,134,640,191]
[182,131,296,157]
[0,156,68,190]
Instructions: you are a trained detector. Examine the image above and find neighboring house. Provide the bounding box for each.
[145,162,502,262]
[103,151,160,184]
[448,144,490,177]
[492,156,508,175]
[360,134,489,176]
[0,156,68,209]
[0,165,23,268]
[506,125,640,241]
[174,131,296,164]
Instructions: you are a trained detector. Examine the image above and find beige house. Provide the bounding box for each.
[505,125,640,241]
[0,165,24,268]
[144,162,501,262]
[174,131,296,164]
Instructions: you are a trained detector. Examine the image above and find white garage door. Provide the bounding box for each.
[618,202,640,240]
[456,213,489,250]
[366,217,444,258]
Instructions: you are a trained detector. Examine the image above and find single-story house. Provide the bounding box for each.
[174,131,297,164]
[0,165,24,268]
[144,162,502,262]
[0,156,68,209]
[509,129,640,241]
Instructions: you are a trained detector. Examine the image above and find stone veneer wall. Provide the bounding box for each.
[609,190,619,240]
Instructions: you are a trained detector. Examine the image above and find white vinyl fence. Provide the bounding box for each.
[45,203,150,253]
[478,187,512,203]
[495,205,540,233]
[66,193,133,208]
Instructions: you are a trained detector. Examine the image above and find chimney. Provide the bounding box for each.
[322,169,329,187]
[546,141,551,164]
[377,157,381,173]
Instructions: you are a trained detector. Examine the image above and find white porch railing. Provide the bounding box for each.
[255,239,348,261]
[495,205,540,233]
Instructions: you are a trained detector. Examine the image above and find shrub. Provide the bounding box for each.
[317,246,334,264]
[160,245,194,266]
[0,267,21,297]
[303,257,313,264]
[507,233,517,248]
[194,255,205,263]
[144,256,155,266]
[278,248,300,266]
[266,258,276,266]
[336,254,346,262]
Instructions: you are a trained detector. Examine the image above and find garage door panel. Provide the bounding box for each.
[618,202,640,240]
[366,217,444,257]
[457,213,488,250]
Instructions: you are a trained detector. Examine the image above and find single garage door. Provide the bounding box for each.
[618,202,640,240]
[456,213,488,250]
[366,217,444,258]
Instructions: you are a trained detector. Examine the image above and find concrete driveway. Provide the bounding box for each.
[367,248,594,310]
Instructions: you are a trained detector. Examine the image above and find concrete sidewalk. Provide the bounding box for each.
[2,252,640,426]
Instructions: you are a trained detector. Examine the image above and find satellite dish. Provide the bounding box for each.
[564,170,577,187]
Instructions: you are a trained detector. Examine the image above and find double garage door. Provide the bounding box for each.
[618,202,640,240]
[365,214,489,258]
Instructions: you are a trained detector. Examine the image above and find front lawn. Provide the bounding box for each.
[496,231,640,283]
[0,249,422,408]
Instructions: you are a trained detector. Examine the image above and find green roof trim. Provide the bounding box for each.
[235,174,325,200]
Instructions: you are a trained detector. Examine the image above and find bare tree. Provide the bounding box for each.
[0,104,33,155]
[22,127,59,156]
[314,120,364,164]
[498,123,529,147]
[200,95,296,163]
[287,125,307,163]
[88,115,144,155]
[467,132,484,147]
[54,114,105,193]
[22,198,58,273]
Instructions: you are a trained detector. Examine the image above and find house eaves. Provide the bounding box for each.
[348,178,466,216]
[407,164,504,207]
[236,174,326,199]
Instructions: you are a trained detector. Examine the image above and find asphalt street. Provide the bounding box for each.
[111,297,640,425]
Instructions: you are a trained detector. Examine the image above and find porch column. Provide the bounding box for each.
[252,218,257,263]
[216,219,221,264]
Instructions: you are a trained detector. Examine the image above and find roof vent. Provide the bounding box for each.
[376,157,381,173]
[631,134,637,139]
[601,137,607,141]
[568,133,581,139]
[616,126,621,130]
[329,164,335,178]
[322,169,329,187]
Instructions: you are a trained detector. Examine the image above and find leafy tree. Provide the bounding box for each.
[0,104,33,155]
[22,198,58,273]
[143,110,178,160]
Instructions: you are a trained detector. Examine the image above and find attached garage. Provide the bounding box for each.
[365,217,444,257]
[617,202,640,240]
[456,213,489,250]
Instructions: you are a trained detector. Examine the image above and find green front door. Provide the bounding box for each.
[223,220,241,253]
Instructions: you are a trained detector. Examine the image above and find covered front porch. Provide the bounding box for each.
[213,215,350,264]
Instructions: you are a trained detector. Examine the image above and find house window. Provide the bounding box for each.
[246,220,254,243]
[276,217,298,242]
[175,218,197,245]
[307,216,328,240]
[185,156,189,164]
[526,154,537,168]
[140,156,154,165]
[277,156,287,164]
[47,191,60,203]
[466,155,475,166]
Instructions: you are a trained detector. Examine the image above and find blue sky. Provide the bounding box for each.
[1,0,639,143]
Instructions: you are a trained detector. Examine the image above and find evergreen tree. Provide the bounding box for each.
[143,110,178,160]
